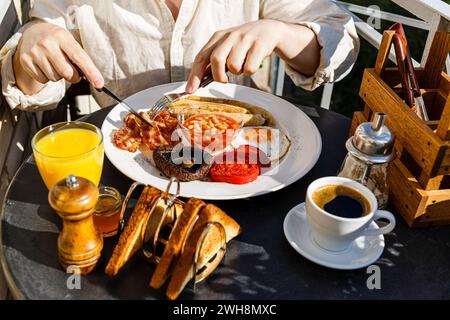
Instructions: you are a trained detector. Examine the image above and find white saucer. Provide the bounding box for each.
[283,203,385,270]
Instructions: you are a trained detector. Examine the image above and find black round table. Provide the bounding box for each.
[1,105,450,300]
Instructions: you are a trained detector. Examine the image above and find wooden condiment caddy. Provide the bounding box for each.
[349,30,450,227]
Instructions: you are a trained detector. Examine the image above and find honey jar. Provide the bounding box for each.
[93,186,122,237]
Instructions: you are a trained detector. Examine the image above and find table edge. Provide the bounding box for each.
[0,158,29,300]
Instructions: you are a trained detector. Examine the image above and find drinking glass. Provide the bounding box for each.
[32,121,104,189]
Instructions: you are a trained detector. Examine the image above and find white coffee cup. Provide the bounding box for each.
[305,176,396,252]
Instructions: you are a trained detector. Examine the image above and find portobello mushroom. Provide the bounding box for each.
[153,146,212,182]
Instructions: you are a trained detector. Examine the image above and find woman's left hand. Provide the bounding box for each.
[186,19,319,93]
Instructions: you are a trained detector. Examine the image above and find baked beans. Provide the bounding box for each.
[183,114,240,148]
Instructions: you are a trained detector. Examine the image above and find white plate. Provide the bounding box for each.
[284,203,385,270]
[101,82,322,200]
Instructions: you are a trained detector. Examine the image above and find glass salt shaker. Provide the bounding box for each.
[337,112,395,209]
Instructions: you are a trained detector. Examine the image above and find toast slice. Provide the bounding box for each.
[167,107,266,126]
[105,186,166,276]
[105,187,183,277]
[166,204,241,300]
[168,102,250,114]
[143,200,183,244]
[150,198,206,289]
[169,96,277,127]
[105,186,159,276]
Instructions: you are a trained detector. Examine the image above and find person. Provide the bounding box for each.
[0,0,359,112]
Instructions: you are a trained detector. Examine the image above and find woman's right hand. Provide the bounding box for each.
[13,21,104,95]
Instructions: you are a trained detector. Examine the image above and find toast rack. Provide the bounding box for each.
[118,177,227,290]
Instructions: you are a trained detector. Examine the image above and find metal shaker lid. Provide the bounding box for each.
[348,112,395,163]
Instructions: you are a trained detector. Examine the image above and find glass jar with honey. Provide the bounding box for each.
[93,186,122,237]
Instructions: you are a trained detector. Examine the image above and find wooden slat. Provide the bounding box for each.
[436,95,450,140]
[419,171,444,190]
[374,30,395,75]
[362,104,372,120]
[388,158,425,225]
[420,15,449,67]
[422,188,450,203]
[380,68,450,91]
[440,148,450,175]
[426,120,440,130]
[393,141,405,159]
[423,31,450,88]
[360,69,448,176]
[438,72,450,96]
[419,188,450,223]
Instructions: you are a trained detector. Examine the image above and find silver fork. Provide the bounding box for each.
[149,71,215,119]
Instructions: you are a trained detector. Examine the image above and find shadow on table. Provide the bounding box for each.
[36,204,62,229]
[2,222,59,271]
[80,239,277,300]
[176,240,277,300]
[5,163,48,206]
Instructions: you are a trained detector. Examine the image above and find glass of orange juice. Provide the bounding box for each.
[32,121,104,189]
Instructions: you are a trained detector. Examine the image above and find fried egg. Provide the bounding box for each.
[232,126,291,163]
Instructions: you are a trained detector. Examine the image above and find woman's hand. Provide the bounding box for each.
[13,21,104,95]
[186,19,320,93]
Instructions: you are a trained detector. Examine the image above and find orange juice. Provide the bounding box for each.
[33,123,104,189]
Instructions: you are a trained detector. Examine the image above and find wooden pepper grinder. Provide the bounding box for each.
[49,175,103,275]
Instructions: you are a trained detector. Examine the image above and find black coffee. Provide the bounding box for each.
[324,195,365,218]
[312,184,371,218]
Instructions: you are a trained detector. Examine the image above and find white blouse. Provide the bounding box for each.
[1,0,359,111]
